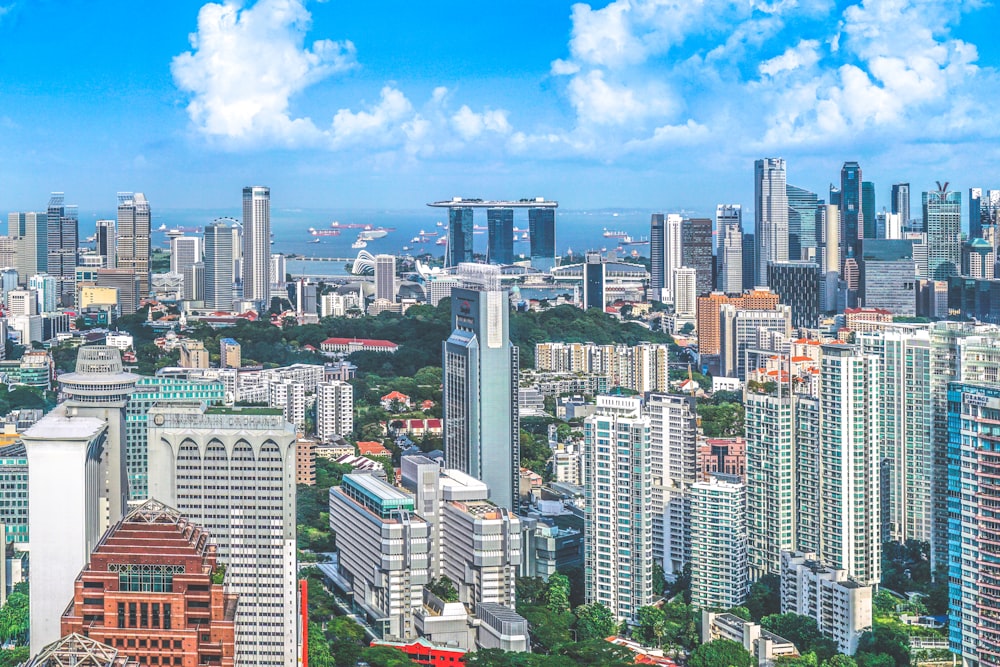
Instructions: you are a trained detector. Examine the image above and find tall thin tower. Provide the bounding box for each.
[242,186,271,304]
[116,192,151,298]
[754,158,788,286]
[46,192,78,306]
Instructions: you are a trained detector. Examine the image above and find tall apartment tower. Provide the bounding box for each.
[840,162,863,262]
[316,381,354,442]
[147,403,297,667]
[647,393,698,581]
[583,396,653,624]
[923,184,962,281]
[242,186,271,304]
[46,193,79,306]
[170,236,202,276]
[447,207,474,267]
[716,205,743,295]
[528,206,556,271]
[116,192,151,298]
[891,183,910,227]
[95,219,116,268]
[681,218,714,296]
[818,344,882,586]
[673,267,697,319]
[374,254,396,302]
[24,404,110,651]
[204,221,236,311]
[650,214,665,300]
[690,475,748,610]
[665,214,683,302]
[755,158,789,286]
[443,287,519,511]
[486,208,514,265]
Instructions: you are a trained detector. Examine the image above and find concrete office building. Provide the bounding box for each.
[220,338,241,369]
[170,236,202,277]
[923,184,962,281]
[767,261,821,328]
[178,340,209,369]
[96,269,141,315]
[24,404,110,651]
[316,381,354,442]
[859,240,917,315]
[443,286,519,510]
[664,214,683,302]
[242,186,271,304]
[891,183,910,227]
[583,396,653,624]
[673,267,697,320]
[719,304,793,380]
[204,221,237,311]
[821,204,841,312]
[819,345,882,586]
[116,193,151,298]
[647,393,698,581]
[697,289,782,358]
[46,193,78,306]
[96,219,116,268]
[780,551,872,655]
[9,212,47,283]
[374,254,396,302]
[147,403,297,667]
[755,158,789,286]
[691,475,748,610]
[7,289,38,317]
[716,205,743,295]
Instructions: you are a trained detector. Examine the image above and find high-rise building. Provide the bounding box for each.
[220,338,241,369]
[583,396,652,623]
[673,267,697,319]
[821,204,841,311]
[681,218,714,296]
[691,475,748,610]
[818,344,881,586]
[182,262,204,302]
[116,193,151,298]
[858,240,917,315]
[665,213,683,302]
[862,181,876,241]
[582,252,605,311]
[170,236,202,277]
[316,381,353,442]
[28,274,57,313]
[719,303,792,379]
[447,207,474,267]
[24,404,112,651]
[840,162,863,262]
[923,183,961,281]
[204,221,237,311]
[875,209,902,240]
[179,340,210,369]
[650,214,665,300]
[443,286,519,511]
[96,219,116,268]
[528,206,556,271]
[9,212,47,283]
[268,379,305,431]
[969,188,1000,241]
[647,393,697,581]
[767,261,821,328]
[696,288,781,357]
[716,205,743,295]
[374,254,396,302]
[742,232,756,290]
[96,269,141,315]
[486,208,514,265]
[60,499,237,667]
[46,193,78,306]
[7,288,38,317]
[242,186,271,304]
[755,158,789,286]
[787,185,819,261]
[147,403,297,667]
[891,183,910,227]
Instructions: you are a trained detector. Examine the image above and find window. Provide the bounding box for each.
[109,563,185,592]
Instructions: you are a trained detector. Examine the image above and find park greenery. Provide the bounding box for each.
[0,583,29,645]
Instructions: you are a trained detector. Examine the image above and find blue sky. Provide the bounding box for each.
[0,0,998,218]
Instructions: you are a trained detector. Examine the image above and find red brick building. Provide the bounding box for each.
[697,438,747,479]
[61,499,237,667]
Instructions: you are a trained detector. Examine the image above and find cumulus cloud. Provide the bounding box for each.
[759,40,821,76]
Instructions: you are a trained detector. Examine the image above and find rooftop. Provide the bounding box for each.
[428,197,557,208]
[27,633,136,667]
[21,404,107,442]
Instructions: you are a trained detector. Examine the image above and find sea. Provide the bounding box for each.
[79,207,657,278]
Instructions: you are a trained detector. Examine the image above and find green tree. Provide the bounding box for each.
[761,613,838,663]
[559,640,634,666]
[0,647,29,667]
[357,646,414,667]
[687,639,755,667]
[544,573,571,614]
[516,577,547,609]
[855,623,910,667]
[652,563,667,596]
[728,606,752,621]
[635,605,666,646]
[573,603,617,641]
[0,592,29,643]
[824,656,858,667]
[747,573,781,621]
[776,654,819,667]
[428,575,459,602]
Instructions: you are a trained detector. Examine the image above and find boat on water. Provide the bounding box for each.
[419,230,439,237]
[436,237,448,245]
[473,225,487,231]
[351,240,368,249]
[520,232,529,240]
[603,229,628,238]
[402,246,411,251]
[309,238,321,244]
[410,236,422,243]
[436,221,444,227]
[620,236,650,246]
[358,229,388,241]
[309,228,341,236]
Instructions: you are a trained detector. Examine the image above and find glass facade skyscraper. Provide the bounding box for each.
[923,185,962,281]
[891,183,910,227]
[447,207,474,267]
[862,181,876,240]
[786,185,818,261]
[840,162,862,261]
[681,217,713,297]
[486,207,514,265]
[650,213,665,298]
[755,158,788,287]
[528,207,556,270]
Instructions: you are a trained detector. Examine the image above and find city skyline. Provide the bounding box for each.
[0,1,997,212]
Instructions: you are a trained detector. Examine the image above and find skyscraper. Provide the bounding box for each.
[116,192,151,298]
[768,261,821,328]
[46,193,78,306]
[374,254,396,302]
[859,240,917,315]
[742,233,756,290]
[242,186,271,304]
[9,212,47,284]
[891,183,910,227]
[681,218,713,296]
[147,403,297,667]
[95,219,116,268]
[716,205,743,295]
[583,396,652,623]
[673,267,697,319]
[650,214,665,299]
[486,207,514,265]
[204,221,236,311]
[442,286,519,510]
[582,252,605,311]
[969,187,1000,241]
[862,180,876,241]
[923,183,962,281]
[786,185,818,261]
[316,381,353,442]
[169,235,201,276]
[840,162,863,262]
[648,393,697,581]
[821,204,841,311]
[447,207,474,267]
[755,158,789,286]
[690,475,747,610]
[528,206,556,271]
[665,213,683,302]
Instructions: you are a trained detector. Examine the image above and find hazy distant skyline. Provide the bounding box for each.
[0,0,997,215]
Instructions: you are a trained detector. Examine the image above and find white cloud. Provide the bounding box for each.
[330,87,413,147]
[450,106,511,141]
[566,70,675,127]
[759,40,821,76]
